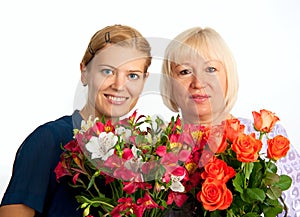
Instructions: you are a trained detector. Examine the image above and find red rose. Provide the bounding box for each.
[252,109,279,133]
[232,133,262,162]
[197,178,233,211]
[267,135,290,160]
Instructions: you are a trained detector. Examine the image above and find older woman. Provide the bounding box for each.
[160,26,299,216]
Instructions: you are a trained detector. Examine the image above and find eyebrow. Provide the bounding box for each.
[97,64,115,68]
[128,69,144,73]
[97,64,144,73]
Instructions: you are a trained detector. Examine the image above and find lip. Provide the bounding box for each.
[190,94,210,103]
[105,94,129,105]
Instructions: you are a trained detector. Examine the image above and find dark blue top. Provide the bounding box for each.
[1,110,83,217]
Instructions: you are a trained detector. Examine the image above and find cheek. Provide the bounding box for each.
[127,81,145,97]
[172,79,190,97]
[210,76,226,100]
[218,72,227,96]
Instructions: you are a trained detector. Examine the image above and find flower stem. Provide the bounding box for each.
[279,196,288,217]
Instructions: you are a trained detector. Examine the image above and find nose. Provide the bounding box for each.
[190,74,206,89]
[111,72,126,91]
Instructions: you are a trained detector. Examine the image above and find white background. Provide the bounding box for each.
[1,0,299,199]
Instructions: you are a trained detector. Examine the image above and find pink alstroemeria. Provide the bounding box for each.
[123,182,152,194]
[137,192,164,211]
[110,197,143,217]
[122,148,134,160]
[167,191,188,208]
[114,166,143,182]
[161,152,180,173]
[156,145,167,157]
[54,161,71,181]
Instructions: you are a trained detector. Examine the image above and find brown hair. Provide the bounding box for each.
[81,24,152,72]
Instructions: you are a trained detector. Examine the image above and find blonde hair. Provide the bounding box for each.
[160,27,238,114]
[81,24,152,72]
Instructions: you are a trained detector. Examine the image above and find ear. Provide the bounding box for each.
[80,62,88,86]
[144,71,150,79]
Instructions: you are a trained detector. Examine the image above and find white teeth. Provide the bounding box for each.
[107,95,126,102]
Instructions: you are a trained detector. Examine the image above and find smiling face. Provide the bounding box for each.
[171,56,227,125]
[81,45,149,121]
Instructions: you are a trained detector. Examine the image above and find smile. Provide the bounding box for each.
[105,94,128,104]
[190,94,210,103]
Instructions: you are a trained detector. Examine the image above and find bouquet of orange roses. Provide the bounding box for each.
[193,109,292,217]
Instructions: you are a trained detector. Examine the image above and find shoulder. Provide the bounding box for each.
[17,114,75,156]
[31,114,73,141]
[39,114,74,135]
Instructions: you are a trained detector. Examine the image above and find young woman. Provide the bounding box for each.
[0,24,152,217]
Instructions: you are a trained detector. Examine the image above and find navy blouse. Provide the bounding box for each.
[1,110,83,217]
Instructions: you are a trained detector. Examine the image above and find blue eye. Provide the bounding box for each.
[128,73,140,80]
[205,66,217,73]
[101,69,113,75]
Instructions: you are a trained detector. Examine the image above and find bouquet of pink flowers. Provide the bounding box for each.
[55,110,197,217]
[55,109,292,217]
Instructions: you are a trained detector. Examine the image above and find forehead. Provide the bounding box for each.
[93,45,146,68]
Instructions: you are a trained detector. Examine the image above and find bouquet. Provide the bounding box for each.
[55,109,292,217]
[54,110,195,217]
[192,109,292,217]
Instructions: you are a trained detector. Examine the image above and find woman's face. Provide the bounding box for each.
[171,57,227,125]
[81,45,149,120]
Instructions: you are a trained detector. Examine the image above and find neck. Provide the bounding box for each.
[80,105,119,124]
[182,112,233,126]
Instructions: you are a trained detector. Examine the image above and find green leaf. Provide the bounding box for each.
[266,185,282,200]
[75,195,91,204]
[87,170,101,190]
[243,213,261,217]
[263,171,279,186]
[265,197,281,207]
[241,191,252,203]
[275,175,292,190]
[210,210,222,217]
[249,162,263,188]
[233,173,244,193]
[263,205,283,217]
[266,161,277,173]
[244,162,254,181]
[245,188,266,202]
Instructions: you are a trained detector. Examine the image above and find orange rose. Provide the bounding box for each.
[201,157,236,182]
[207,119,245,154]
[197,178,233,211]
[224,118,245,143]
[252,109,280,133]
[267,135,290,160]
[206,125,226,153]
[232,133,262,162]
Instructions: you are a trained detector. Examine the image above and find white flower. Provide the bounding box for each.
[115,126,131,142]
[124,146,143,172]
[170,173,185,192]
[85,132,118,160]
[80,116,99,133]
